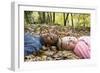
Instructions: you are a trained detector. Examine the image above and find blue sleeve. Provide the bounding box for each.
[24,33,43,56]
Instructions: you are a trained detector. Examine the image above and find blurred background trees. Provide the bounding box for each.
[24,11,90,30]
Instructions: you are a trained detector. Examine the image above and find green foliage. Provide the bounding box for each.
[24,11,33,25]
[24,11,90,28]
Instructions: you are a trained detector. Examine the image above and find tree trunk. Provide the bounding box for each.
[63,13,66,26]
[53,12,55,23]
[63,13,69,26]
[38,12,42,23]
[65,13,69,26]
[42,12,45,23]
[71,13,74,31]
[83,14,86,30]
[47,12,50,24]
[49,12,52,23]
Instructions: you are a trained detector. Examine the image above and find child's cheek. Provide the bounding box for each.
[69,43,75,50]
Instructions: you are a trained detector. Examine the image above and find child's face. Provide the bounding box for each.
[67,41,77,50]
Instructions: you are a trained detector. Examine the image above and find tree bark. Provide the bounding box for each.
[63,13,66,26]
[71,13,74,31]
[42,12,45,23]
[53,12,55,23]
[63,13,69,26]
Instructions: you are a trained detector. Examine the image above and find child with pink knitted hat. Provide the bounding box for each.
[58,36,90,59]
[74,36,90,59]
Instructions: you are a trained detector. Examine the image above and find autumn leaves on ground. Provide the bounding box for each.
[24,11,90,62]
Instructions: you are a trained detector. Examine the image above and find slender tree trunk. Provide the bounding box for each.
[83,14,86,30]
[47,12,50,24]
[71,13,74,31]
[65,13,69,26]
[77,14,80,27]
[63,13,66,26]
[38,12,42,23]
[53,12,55,23]
[42,12,45,23]
[63,13,69,26]
[49,12,52,23]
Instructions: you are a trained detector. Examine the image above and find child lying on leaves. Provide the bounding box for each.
[24,31,90,59]
[24,33,44,56]
[58,36,90,59]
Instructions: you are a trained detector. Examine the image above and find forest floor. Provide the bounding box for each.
[24,24,90,62]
